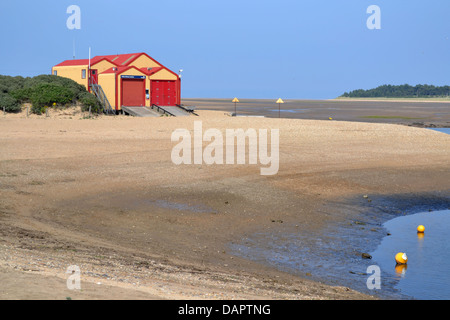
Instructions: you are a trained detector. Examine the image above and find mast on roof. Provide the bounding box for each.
[73,38,76,59]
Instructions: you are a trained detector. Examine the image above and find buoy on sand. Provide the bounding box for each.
[395,252,408,265]
[417,225,425,233]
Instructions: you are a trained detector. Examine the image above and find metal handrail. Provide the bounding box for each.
[176,104,199,116]
[151,104,175,117]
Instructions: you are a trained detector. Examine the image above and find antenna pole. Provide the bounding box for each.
[73,38,76,59]
[88,47,92,87]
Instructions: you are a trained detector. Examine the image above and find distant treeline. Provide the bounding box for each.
[341,84,450,98]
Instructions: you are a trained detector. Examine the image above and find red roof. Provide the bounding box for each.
[101,66,132,74]
[101,65,148,76]
[54,56,110,67]
[54,59,90,67]
[55,53,156,67]
[139,67,163,75]
[54,53,178,77]
[95,53,143,66]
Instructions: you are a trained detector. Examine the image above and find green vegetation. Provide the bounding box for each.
[78,91,103,113]
[0,92,21,112]
[341,84,450,98]
[0,75,23,112]
[0,74,101,114]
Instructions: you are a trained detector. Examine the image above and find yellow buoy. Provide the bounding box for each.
[417,225,425,233]
[395,252,408,265]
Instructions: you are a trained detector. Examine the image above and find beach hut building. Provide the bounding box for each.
[52,53,181,113]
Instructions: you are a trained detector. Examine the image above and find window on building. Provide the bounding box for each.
[53,70,57,76]
[82,69,86,79]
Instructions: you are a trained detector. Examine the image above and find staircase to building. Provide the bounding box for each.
[90,84,115,115]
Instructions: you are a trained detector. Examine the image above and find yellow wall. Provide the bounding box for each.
[92,60,116,74]
[150,68,178,80]
[145,77,151,107]
[52,66,89,88]
[129,55,161,69]
[97,73,116,109]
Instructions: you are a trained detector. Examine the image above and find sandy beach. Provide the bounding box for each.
[1,108,449,300]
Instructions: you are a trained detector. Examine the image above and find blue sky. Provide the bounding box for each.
[0,0,449,99]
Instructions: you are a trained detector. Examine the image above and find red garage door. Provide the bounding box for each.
[121,79,145,107]
[151,80,177,106]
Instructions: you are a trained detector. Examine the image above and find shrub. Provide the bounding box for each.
[0,74,106,115]
[0,75,26,94]
[30,104,48,115]
[30,83,75,112]
[0,92,21,113]
[23,75,87,99]
[0,84,9,94]
[10,87,34,103]
[79,92,102,113]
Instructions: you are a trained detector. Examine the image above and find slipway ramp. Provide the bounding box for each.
[122,105,196,117]
[122,107,161,117]
[151,105,196,117]
[160,106,191,117]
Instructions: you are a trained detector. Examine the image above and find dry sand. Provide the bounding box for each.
[0,108,449,300]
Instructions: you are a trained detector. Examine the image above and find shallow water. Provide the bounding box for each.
[270,109,308,113]
[231,194,450,299]
[231,220,399,299]
[149,199,215,213]
[430,128,450,135]
[370,210,450,300]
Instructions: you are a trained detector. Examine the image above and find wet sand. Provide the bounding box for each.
[0,108,449,300]
[182,98,450,127]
